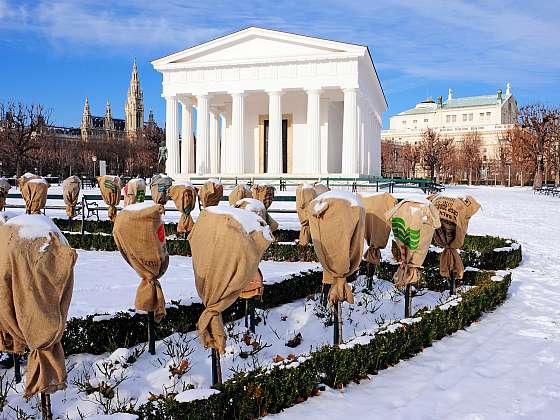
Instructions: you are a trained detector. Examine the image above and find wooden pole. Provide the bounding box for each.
[148,311,156,355]
[40,393,53,420]
[404,284,413,318]
[211,348,222,386]
[13,353,21,384]
[249,300,256,334]
[450,273,456,295]
[333,301,342,346]
[321,284,331,308]
[80,197,85,235]
[244,299,249,329]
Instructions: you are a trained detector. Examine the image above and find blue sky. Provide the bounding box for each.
[1,0,559,128]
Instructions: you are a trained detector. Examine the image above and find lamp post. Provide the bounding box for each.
[506,160,512,187]
[92,156,97,178]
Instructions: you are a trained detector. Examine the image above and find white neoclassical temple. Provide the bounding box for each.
[151,27,387,178]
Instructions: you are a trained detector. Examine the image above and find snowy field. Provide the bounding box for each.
[2,185,557,419]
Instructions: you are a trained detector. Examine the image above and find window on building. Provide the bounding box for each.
[486,112,491,121]
[446,115,451,123]
[424,118,428,122]
[480,112,485,120]
[413,119,417,124]
[402,120,406,125]
[452,115,457,123]
[462,114,468,122]
[468,113,473,121]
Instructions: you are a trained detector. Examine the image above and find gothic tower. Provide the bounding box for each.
[104,99,115,132]
[80,96,92,141]
[125,60,144,140]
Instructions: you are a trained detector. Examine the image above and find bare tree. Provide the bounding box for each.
[0,101,50,177]
[419,129,454,181]
[460,130,482,185]
[519,104,559,189]
[401,143,420,178]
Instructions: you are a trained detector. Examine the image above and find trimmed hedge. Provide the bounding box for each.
[132,273,512,419]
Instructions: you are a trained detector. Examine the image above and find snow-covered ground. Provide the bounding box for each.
[272,186,560,420]
[2,185,555,419]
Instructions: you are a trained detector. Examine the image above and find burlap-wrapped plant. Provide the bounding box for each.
[228,183,252,206]
[234,198,278,299]
[0,178,11,211]
[308,191,365,305]
[113,203,169,322]
[427,194,481,279]
[150,174,173,206]
[62,176,81,218]
[0,214,76,398]
[18,172,41,193]
[188,207,273,354]
[385,199,441,288]
[21,178,48,214]
[296,183,330,246]
[97,175,121,222]
[123,178,146,206]
[169,183,198,234]
[313,182,329,195]
[358,192,398,266]
[199,179,223,208]
[251,184,275,209]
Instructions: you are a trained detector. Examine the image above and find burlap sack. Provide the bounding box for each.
[358,192,398,265]
[234,198,278,299]
[21,178,48,214]
[113,204,169,322]
[150,174,173,206]
[169,183,198,234]
[296,185,318,246]
[63,176,81,218]
[234,198,279,232]
[251,184,275,209]
[427,194,481,279]
[123,178,146,206]
[199,179,223,208]
[228,184,252,206]
[308,191,365,304]
[385,199,441,288]
[0,215,76,398]
[188,208,273,354]
[97,175,121,222]
[0,178,11,211]
[18,172,41,193]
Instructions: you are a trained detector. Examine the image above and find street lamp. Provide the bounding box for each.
[92,156,97,178]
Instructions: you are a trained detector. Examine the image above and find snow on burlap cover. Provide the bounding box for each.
[251,184,275,209]
[308,191,365,305]
[0,214,76,398]
[123,178,146,206]
[427,194,481,279]
[296,183,329,246]
[150,174,173,206]
[188,207,272,354]
[62,175,81,218]
[358,192,398,266]
[97,175,121,221]
[386,199,441,288]
[169,183,198,234]
[0,178,10,211]
[228,183,252,206]
[199,179,223,208]
[21,178,48,214]
[113,203,169,322]
[234,198,278,299]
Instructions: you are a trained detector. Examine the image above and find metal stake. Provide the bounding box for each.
[211,348,222,386]
[40,393,53,420]
[333,301,343,346]
[13,353,21,384]
[148,311,156,355]
[404,284,413,318]
[321,284,331,308]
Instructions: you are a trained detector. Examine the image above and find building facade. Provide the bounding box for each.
[152,27,387,178]
[381,85,518,162]
[80,61,146,141]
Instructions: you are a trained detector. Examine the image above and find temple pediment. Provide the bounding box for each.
[152,27,366,69]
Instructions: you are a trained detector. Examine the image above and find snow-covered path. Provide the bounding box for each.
[274,186,560,420]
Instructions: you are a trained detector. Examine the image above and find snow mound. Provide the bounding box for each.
[6,214,68,245]
[175,388,220,403]
[236,198,265,212]
[121,202,159,212]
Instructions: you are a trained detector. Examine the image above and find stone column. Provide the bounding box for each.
[209,107,220,174]
[231,92,245,174]
[267,90,283,173]
[342,88,359,175]
[306,89,322,174]
[165,96,179,175]
[179,97,194,174]
[195,94,210,175]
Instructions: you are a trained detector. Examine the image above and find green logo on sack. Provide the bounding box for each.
[136,190,145,202]
[392,217,420,250]
[104,180,117,193]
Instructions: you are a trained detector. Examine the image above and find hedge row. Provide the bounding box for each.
[132,273,512,419]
